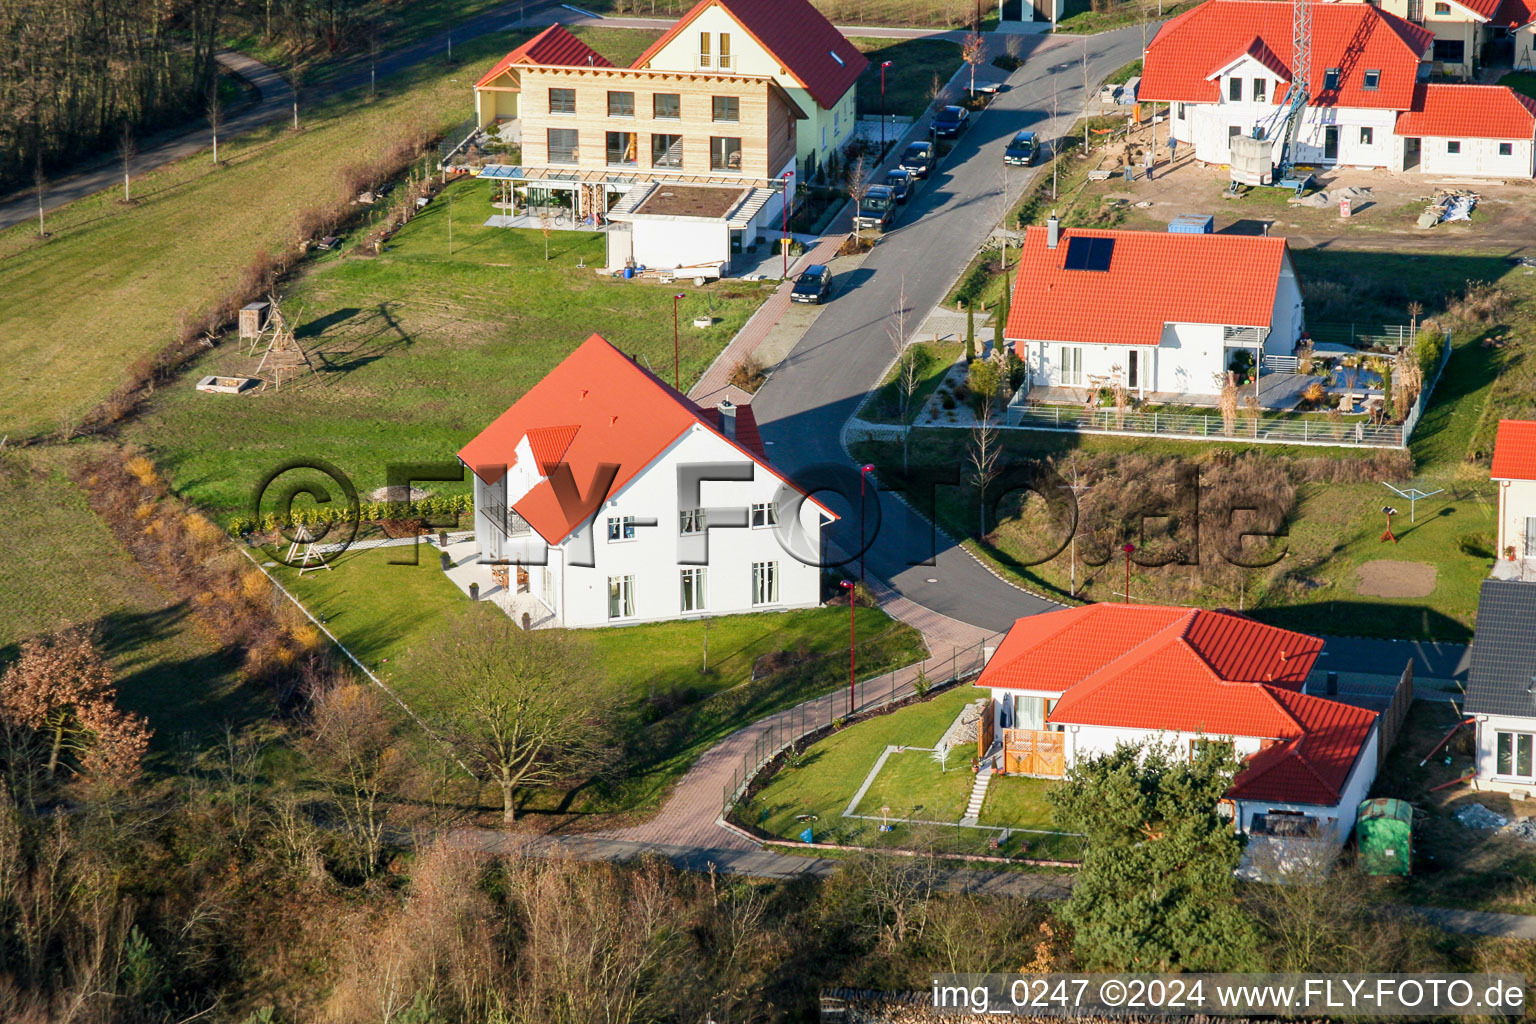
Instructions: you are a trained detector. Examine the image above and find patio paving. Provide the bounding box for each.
[439,537,560,629]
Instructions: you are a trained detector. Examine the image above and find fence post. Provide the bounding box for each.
[1054,406,1060,427]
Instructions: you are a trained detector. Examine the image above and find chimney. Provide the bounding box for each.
[718,398,737,440]
[1047,213,1060,249]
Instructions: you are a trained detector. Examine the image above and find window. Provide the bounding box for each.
[1434,1,1450,11]
[607,90,635,117]
[680,568,707,612]
[1252,78,1266,103]
[606,131,637,166]
[547,128,579,165]
[712,96,739,122]
[1323,67,1340,90]
[1189,738,1235,762]
[751,561,779,605]
[699,31,711,66]
[1500,142,1515,156]
[1360,126,1374,145]
[1448,139,1462,154]
[653,92,681,119]
[1228,77,1242,102]
[1363,69,1381,90]
[549,87,576,114]
[607,575,635,619]
[1433,39,1465,62]
[651,133,683,168]
[710,136,742,171]
[679,508,707,535]
[1497,731,1535,778]
[750,502,778,528]
[606,515,636,542]
[719,32,731,69]
[1228,124,1242,139]
[1059,345,1083,386]
[1177,102,1186,119]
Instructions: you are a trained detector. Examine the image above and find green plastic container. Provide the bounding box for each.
[1356,797,1413,876]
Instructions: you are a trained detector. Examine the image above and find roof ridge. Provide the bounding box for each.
[1052,610,1218,712]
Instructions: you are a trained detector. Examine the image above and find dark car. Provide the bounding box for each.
[1004,130,1039,167]
[854,185,895,231]
[884,167,914,202]
[790,264,833,304]
[931,105,970,138]
[898,140,936,178]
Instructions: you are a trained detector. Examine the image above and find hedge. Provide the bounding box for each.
[228,494,472,536]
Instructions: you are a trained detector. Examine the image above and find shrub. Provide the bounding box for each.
[728,355,766,393]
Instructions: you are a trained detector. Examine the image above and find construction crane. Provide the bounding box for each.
[1229,0,1314,193]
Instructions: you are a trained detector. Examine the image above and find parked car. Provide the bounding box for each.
[884,167,914,202]
[898,140,936,178]
[931,105,970,138]
[1004,130,1038,167]
[790,264,833,303]
[853,185,895,231]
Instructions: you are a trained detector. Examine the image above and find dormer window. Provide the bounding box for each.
[1363,69,1381,90]
[1229,76,1243,101]
[831,50,845,66]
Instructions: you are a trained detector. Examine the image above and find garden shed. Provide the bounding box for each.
[1355,797,1412,876]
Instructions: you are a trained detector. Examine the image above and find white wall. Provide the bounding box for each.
[1021,326,1235,398]
[1268,251,1305,357]
[556,425,826,627]
[630,218,730,270]
[1410,134,1535,178]
[1475,714,1536,791]
[1180,99,1399,169]
[1232,727,1379,846]
[1496,479,1536,556]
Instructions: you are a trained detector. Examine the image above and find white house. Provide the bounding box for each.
[1490,419,1536,566]
[1004,222,1305,400]
[975,604,1381,853]
[457,334,832,628]
[1144,0,1536,177]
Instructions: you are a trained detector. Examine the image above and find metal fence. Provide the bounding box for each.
[1002,402,1409,447]
[1309,321,1415,351]
[721,632,1003,817]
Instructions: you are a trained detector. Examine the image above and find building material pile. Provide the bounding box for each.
[1416,188,1479,228]
[1454,802,1507,829]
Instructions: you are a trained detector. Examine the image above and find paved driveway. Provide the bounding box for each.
[754,27,1147,632]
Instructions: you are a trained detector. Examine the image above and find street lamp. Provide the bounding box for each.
[671,293,685,390]
[859,463,874,582]
[880,61,893,154]
[1121,542,1136,603]
[840,579,857,715]
[781,170,794,279]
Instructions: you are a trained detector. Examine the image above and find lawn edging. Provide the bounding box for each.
[763,837,1078,868]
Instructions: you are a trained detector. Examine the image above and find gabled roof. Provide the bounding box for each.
[1004,227,1289,347]
[1465,579,1536,718]
[976,604,1377,807]
[631,0,868,110]
[475,25,613,88]
[457,334,826,544]
[1490,419,1536,481]
[1495,0,1536,27]
[1396,84,1536,140]
[1448,0,1502,20]
[1141,0,1431,110]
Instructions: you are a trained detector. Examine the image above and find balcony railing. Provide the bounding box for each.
[478,500,532,537]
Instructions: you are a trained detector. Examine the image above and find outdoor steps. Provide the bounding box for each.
[960,765,993,826]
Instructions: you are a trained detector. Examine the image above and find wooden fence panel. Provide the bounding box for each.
[1379,660,1414,768]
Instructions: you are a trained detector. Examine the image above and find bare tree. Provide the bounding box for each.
[539,205,554,260]
[427,614,607,824]
[33,157,46,239]
[119,121,135,202]
[961,32,987,96]
[846,152,871,241]
[1217,370,1239,436]
[288,59,307,130]
[305,681,405,876]
[207,80,223,164]
[968,408,1003,537]
[1052,77,1061,200]
[887,279,922,470]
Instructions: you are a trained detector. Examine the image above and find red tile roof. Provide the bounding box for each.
[1491,419,1536,480]
[475,25,613,88]
[1396,84,1536,139]
[1003,227,1289,347]
[631,0,867,110]
[1141,0,1431,110]
[977,604,1376,806]
[457,334,826,543]
[1495,0,1536,27]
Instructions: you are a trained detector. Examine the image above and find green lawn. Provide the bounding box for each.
[1500,71,1536,102]
[1056,0,1200,33]
[862,341,963,424]
[122,175,775,522]
[850,37,962,120]
[265,545,927,816]
[852,748,973,818]
[0,448,262,750]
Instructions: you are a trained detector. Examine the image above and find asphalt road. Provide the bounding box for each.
[755,27,1148,633]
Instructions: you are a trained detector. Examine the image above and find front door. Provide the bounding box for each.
[1324,126,1339,162]
[1403,136,1421,170]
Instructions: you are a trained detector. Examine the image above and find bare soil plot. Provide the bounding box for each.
[1355,560,1438,598]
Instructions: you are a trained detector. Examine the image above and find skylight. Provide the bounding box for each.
[1063,236,1115,271]
[830,51,844,66]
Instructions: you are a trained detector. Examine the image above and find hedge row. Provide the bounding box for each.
[229,494,472,535]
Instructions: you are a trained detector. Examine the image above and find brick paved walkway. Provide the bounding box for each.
[689,233,846,409]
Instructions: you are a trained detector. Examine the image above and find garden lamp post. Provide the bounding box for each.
[880,61,893,153]
[672,293,685,390]
[860,463,874,582]
[840,579,857,715]
[1122,542,1135,603]
[781,170,794,279]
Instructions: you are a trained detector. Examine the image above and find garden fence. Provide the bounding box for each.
[721,632,1004,817]
[1309,321,1416,351]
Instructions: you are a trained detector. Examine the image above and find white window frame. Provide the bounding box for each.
[751,561,779,606]
[750,502,779,529]
[1499,141,1514,156]
[1228,76,1242,102]
[1496,730,1536,779]
[1360,126,1374,146]
[680,568,707,612]
[679,507,707,536]
[608,575,636,619]
[1447,139,1462,155]
[1059,345,1084,386]
[607,515,636,542]
[1252,78,1266,103]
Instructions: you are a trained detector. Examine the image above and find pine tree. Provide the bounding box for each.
[993,282,1008,357]
[965,302,976,363]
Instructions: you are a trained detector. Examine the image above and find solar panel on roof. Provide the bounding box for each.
[1063,236,1115,271]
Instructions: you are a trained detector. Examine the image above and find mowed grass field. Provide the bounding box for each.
[0,448,262,747]
[122,178,775,519]
[0,27,659,442]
